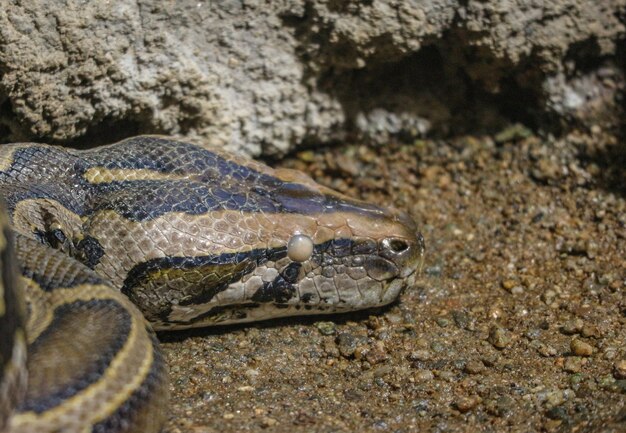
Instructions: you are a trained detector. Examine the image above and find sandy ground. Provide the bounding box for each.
[161,126,625,433]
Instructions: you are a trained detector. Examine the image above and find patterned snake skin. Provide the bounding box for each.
[0,136,424,432]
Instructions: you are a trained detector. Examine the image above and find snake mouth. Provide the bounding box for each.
[363,256,401,281]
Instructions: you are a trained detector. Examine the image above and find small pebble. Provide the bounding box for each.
[486,395,515,417]
[316,321,337,336]
[455,395,482,413]
[481,354,498,367]
[526,328,541,340]
[543,390,566,409]
[385,313,403,324]
[501,279,524,294]
[501,279,517,291]
[366,315,383,330]
[464,360,486,374]
[336,332,362,358]
[561,318,584,335]
[452,310,471,330]
[245,369,260,383]
[488,305,505,319]
[599,375,617,390]
[570,339,593,357]
[343,388,362,401]
[237,385,254,392]
[365,344,389,365]
[413,399,429,414]
[297,150,316,162]
[372,365,393,378]
[542,290,557,305]
[260,417,278,428]
[581,324,601,339]
[334,153,360,176]
[424,265,442,276]
[323,340,340,358]
[488,326,512,349]
[536,342,558,357]
[569,373,586,387]
[415,370,435,381]
[436,317,450,328]
[563,357,584,373]
[494,123,532,143]
[436,370,456,382]
[510,286,524,295]
[532,158,561,182]
[543,419,562,431]
[408,350,432,362]
[603,347,618,360]
[372,420,389,430]
[614,360,626,379]
[546,406,568,421]
[430,341,446,353]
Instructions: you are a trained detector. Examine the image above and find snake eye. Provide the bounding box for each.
[287,234,314,262]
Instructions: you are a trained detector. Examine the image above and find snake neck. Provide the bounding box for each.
[0,146,100,268]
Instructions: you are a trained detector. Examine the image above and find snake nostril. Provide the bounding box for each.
[384,238,410,254]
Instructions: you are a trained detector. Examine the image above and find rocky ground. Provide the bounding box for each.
[160,125,625,433]
[2,1,625,155]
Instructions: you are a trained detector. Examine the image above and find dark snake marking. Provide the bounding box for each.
[91,331,166,433]
[0,137,386,223]
[20,299,132,414]
[122,239,358,322]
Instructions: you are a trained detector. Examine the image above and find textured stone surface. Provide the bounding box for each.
[0,1,625,154]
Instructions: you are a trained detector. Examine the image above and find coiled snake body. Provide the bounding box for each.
[0,136,424,432]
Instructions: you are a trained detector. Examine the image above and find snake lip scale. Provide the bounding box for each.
[0,135,424,432]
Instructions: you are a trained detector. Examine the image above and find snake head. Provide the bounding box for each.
[142,166,425,329]
[247,168,425,318]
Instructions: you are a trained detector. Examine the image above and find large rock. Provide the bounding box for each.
[0,1,624,154]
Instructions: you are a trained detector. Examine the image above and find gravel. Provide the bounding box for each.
[571,339,594,357]
[161,128,626,432]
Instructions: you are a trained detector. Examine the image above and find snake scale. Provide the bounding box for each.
[0,136,424,432]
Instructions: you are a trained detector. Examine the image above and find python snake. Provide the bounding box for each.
[0,136,424,432]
